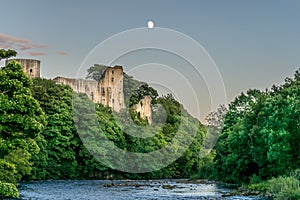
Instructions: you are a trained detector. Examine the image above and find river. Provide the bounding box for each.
[17,180,269,200]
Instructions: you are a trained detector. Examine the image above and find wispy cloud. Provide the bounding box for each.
[0,33,48,51]
[28,52,47,56]
[56,51,68,56]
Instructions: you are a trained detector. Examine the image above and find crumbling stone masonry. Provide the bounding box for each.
[53,66,125,112]
[6,58,41,79]
[9,59,152,123]
[133,95,152,125]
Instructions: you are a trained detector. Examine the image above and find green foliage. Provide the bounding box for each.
[250,176,300,200]
[275,190,300,200]
[190,151,215,180]
[0,49,17,61]
[0,181,18,198]
[30,79,110,179]
[128,83,158,125]
[0,61,46,140]
[72,75,205,179]
[123,73,146,107]
[86,64,109,81]
[290,168,300,180]
[204,105,227,150]
[213,70,300,184]
[249,174,262,185]
[30,78,78,179]
[28,135,48,179]
[129,83,158,106]
[0,60,45,196]
[72,93,109,178]
[248,180,270,192]
[22,66,206,181]
[268,176,300,199]
[104,92,205,178]
[4,149,32,181]
[0,159,16,184]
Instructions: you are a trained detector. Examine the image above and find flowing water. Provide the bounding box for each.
[17,180,268,200]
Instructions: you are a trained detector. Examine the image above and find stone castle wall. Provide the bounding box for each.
[98,66,124,112]
[9,59,151,123]
[6,58,40,79]
[53,77,99,102]
[133,95,152,125]
[53,65,125,112]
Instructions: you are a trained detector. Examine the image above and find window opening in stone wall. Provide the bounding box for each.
[85,85,89,91]
[90,92,94,101]
[30,69,33,73]
[111,77,114,82]
[108,87,112,100]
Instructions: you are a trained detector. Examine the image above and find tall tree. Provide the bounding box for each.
[86,64,109,81]
[129,83,158,106]
[30,78,78,179]
[0,61,46,197]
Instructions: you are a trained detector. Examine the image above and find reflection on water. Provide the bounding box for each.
[17,180,266,200]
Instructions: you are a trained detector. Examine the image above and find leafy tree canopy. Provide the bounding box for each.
[213,69,300,184]
[0,60,46,197]
[86,64,109,81]
[0,49,17,61]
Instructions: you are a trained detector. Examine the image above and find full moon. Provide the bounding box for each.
[147,20,154,28]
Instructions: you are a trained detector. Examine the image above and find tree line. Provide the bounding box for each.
[195,69,300,199]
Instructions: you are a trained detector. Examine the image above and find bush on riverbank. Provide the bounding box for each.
[249,175,300,200]
[0,180,19,198]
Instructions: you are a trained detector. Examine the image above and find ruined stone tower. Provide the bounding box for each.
[98,66,124,112]
[133,95,152,125]
[53,65,125,112]
[6,58,40,78]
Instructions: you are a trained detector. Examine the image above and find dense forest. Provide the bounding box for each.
[211,71,300,199]
[0,49,299,199]
[196,70,300,199]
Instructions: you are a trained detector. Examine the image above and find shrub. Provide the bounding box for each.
[0,181,19,198]
[249,174,262,185]
[249,175,300,200]
[248,181,270,191]
[0,159,17,184]
[268,176,300,200]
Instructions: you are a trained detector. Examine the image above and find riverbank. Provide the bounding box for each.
[176,179,273,199]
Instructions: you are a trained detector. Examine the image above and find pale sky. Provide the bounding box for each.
[1,0,300,122]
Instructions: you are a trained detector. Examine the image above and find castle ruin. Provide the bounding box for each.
[6,58,40,79]
[53,66,125,112]
[8,58,152,124]
[133,95,152,125]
